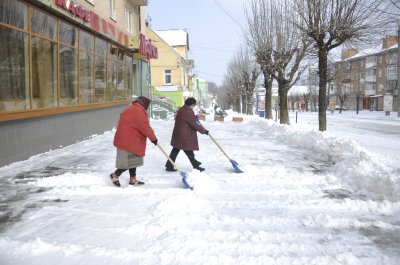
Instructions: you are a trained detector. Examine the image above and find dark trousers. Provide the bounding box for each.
[165,147,201,169]
[115,168,136,177]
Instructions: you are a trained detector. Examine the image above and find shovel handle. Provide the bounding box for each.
[156,143,182,173]
[208,133,232,161]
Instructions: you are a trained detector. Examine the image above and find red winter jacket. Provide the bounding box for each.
[113,102,156,156]
[171,105,207,151]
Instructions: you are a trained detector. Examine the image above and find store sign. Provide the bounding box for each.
[55,0,90,22]
[139,34,158,59]
[90,12,129,47]
[53,0,130,48]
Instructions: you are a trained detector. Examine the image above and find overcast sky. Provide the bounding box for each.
[146,0,249,86]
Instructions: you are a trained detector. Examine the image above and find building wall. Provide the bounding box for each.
[0,0,150,165]
[0,104,126,167]
[148,28,185,88]
[334,38,398,111]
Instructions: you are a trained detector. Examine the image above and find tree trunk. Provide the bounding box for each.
[264,70,273,119]
[246,93,253,115]
[356,95,360,114]
[234,93,241,113]
[241,93,246,113]
[279,83,290,125]
[318,48,328,131]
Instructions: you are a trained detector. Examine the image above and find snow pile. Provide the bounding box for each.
[185,170,219,193]
[255,119,400,202]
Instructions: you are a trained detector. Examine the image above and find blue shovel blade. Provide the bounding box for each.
[180,171,193,190]
[230,159,244,173]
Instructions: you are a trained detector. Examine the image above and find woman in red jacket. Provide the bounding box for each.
[110,96,158,187]
[165,98,208,172]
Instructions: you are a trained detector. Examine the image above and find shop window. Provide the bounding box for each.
[95,56,106,102]
[60,22,77,46]
[60,45,78,106]
[0,0,27,30]
[117,62,125,99]
[164,69,172,85]
[79,30,94,52]
[31,37,58,109]
[108,44,117,59]
[31,8,57,40]
[95,37,107,57]
[0,27,29,112]
[79,51,94,104]
[107,58,116,101]
[125,55,134,100]
[117,50,125,99]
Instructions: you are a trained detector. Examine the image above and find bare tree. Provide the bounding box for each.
[246,0,310,124]
[225,59,242,112]
[271,0,310,124]
[294,0,392,131]
[235,47,260,115]
[302,91,311,111]
[337,94,348,113]
[244,0,275,119]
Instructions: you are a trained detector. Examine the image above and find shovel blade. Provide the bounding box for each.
[230,159,244,173]
[180,171,194,190]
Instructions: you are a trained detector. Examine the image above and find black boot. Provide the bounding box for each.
[166,167,177,172]
[195,166,205,172]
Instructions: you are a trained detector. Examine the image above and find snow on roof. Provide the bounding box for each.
[341,43,398,62]
[155,29,188,48]
[288,85,309,95]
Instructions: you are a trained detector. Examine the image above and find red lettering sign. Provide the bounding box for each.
[139,34,158,59]
[90,11,100,32]
[55,0,90,22]
[55,1,134,49]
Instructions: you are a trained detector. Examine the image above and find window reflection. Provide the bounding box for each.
[31,37,58,109]
[31,8,57,40]
[0,0,27,30]
[60,22,77,46]
[0,27,29,112]
[107,58,116,101]
[95,37,107,57]
[95,56,106,102]
[60,45,78,106]
[79,51,94,104]
[117,60,125,99]
[79,30,94,52]
[0,0,136,116]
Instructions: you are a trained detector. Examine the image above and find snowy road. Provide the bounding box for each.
[0,114,399,264]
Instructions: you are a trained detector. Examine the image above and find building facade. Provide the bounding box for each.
[333,36,399,111]
[148,28,193,109]
[0,0,157,166]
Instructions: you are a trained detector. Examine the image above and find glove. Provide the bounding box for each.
[204,130,209,135]
[151,138,158,145]
[195,116,201,125]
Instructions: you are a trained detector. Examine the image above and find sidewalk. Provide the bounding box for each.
[0,116,399,265]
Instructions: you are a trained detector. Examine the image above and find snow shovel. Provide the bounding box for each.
[156,143,193,190]
[208,133,244,173]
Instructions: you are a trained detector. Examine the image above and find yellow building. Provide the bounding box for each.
[0,0,158,166]
[147,28,193,110]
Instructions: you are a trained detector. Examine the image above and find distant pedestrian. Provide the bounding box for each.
[110,96,158,187]
[165,98,208,172]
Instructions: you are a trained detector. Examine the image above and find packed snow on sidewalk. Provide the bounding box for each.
[0,111,399,265]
